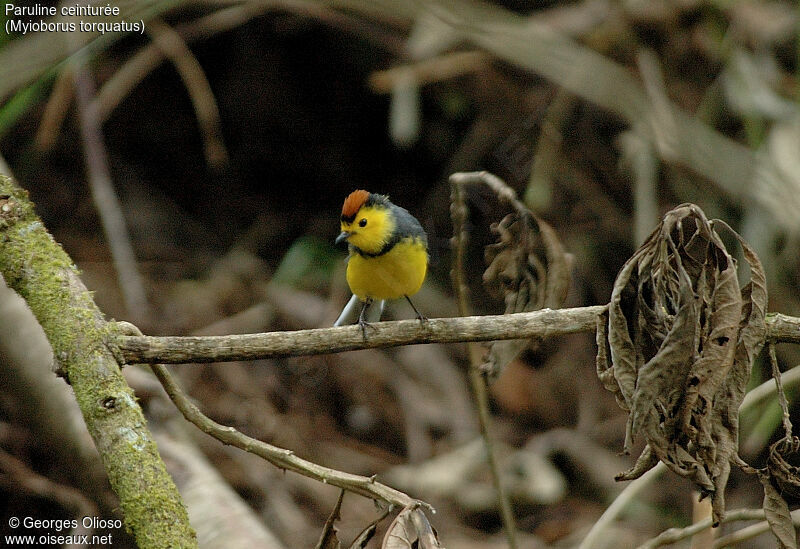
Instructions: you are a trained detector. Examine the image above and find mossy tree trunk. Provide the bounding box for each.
[0,175,197,548]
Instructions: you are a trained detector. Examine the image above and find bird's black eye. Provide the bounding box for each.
[359,218,367,227]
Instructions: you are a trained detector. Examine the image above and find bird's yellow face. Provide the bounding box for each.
[339,204,395,255]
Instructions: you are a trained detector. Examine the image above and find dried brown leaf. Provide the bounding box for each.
[315,490,344,549]
[600,203,768,524]
[383,505,444,549]
[749,422,800,546]
[596,309,627,412]
[758,466,798,549]
[482,210,571,376]
[768,438,800,499]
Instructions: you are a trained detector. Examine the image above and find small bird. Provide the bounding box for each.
[334,190,428,334]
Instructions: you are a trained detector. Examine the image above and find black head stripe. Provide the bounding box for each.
[343,194,387,223]
[365,193,390,208]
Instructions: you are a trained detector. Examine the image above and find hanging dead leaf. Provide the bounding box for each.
[482,210,571,377]
[597,203,768,525]
[744,368,800,547]
[382,505,444,549]
[758,465,798,549]
[315,490,345,549]
[596,310,628,414]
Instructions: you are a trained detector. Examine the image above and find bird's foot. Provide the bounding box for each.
[404,295,427,327]
[358,317,378,340]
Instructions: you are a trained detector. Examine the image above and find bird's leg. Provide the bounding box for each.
[358,298,377,340]
[405,295,427,325]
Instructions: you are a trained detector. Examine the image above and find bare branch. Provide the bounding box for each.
[765,313,800,344]
[116,305,606,364]
[115,308,799,365]
[146,349,424,510]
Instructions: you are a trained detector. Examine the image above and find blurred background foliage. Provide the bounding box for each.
[1,0,800,547]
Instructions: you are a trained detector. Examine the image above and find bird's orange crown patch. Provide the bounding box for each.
[341,189,370,222]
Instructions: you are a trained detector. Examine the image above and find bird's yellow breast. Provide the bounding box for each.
[346,237,428,301]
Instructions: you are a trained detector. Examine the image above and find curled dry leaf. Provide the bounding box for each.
[759,437,800,549]
[597,203,767,525]
[382,505,444,549]
[768,437,800,498]
[482,210,571,376]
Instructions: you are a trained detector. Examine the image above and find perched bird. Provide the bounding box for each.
[334,190,428,334]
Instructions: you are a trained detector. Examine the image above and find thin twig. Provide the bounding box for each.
[768,342,793,440]
[146,17,228,168]
[71,53,151,323]
[34,67,75,151]
[740,364,800,410]
[92,1,402,125]
[146,355,425,510]
[93,4,268,123]
[272,0,406,54]
[450,170,530,216]
[636,508,800,549]
[713,509,800,548]
[449,175,518,549]
[526,88,574,211]
[579,463,666,549]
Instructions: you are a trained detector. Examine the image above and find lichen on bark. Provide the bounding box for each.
[0,175,196,548]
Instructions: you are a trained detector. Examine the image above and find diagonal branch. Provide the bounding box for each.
[0,175,196,548]
[150,359,423,509]
[115,321,426,510]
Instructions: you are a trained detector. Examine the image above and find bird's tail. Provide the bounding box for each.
[334,294,385,326]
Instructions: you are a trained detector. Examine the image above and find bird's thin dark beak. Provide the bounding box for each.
[335,231,350,246]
